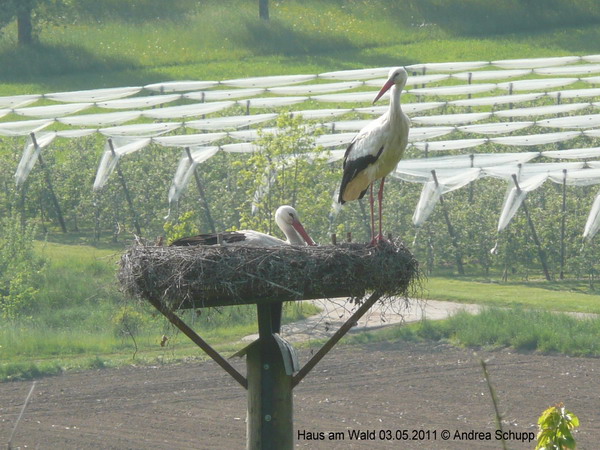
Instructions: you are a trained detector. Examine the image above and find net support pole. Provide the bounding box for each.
[560,169,567,280]
[511,175,552,281]
[108,139,142,236]
[431,170,465,275]
[31,133,67,233]
[185,147,217,234]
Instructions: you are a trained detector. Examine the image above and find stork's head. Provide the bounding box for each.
[373,67,408,104]
[275,205,316,246]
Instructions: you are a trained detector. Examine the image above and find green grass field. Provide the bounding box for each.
[2,0,600,381]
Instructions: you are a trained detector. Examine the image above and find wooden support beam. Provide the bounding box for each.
[247,304,293,450]
[431,170,465,275]
[146,296,247,389]
[511,175,552,281]
[292,291,383,388]
[108,139,142,236]
[31,133,67,233]
[185,147,216,234]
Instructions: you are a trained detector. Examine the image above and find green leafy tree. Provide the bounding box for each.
[0,213,45,319]
[536,403,579,450]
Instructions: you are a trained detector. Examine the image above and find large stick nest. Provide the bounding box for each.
[118,239,419,310]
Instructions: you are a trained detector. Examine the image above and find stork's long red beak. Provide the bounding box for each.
[373,78,395,104]
[292,221,316,246]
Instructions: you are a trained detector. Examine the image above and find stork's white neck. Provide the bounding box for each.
[279,222,305,245]
[389,85,404,121]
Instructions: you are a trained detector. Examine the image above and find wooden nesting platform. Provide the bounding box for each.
[119,239,419,309]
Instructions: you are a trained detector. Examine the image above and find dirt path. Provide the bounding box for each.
[2,339,599,449]
[243,298,482,343]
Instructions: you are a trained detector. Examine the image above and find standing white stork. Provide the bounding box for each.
[338,67,410,244]
[170,205,316,247]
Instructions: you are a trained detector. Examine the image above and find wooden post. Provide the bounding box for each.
[559,169,567,280]
[108,139,142,236]
[431,170,465,275]
[511,175,552,281]
[30,133,67,233]
[247,304,293,450]
[185,147,216,234]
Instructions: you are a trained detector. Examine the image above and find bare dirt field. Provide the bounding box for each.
[2,340,599,449]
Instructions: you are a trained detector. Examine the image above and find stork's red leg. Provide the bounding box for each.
[376,177,386,242]
[369,183,375,242]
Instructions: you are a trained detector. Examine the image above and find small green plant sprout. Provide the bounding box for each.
[536,403,580,450]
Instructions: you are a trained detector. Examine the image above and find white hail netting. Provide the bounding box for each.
[99,122,181,138]
[489,131,582,146]
[142,101,234,119]
[312,91,385,103]
[144,81,218,93]
[319,67,392,80]
[497,78,578,91]
[496,164,600,231]
[408,83,497,96]
[14,132,57,186]
[268,81,362,95]
[222,74,316,88]
[413,138,486,152]
[584,190,600,240]
[542,147,600,159]
[411,112,492,125]
[184,88,265,101]
[406,61,489,72]
[412,168,482,226]
[6,54,600,237]
[154,133,228,147]
[168,147,220,204]
[491,56,580,69]
[186,114,277,130]
[96,94,181,109]
[457,122,534,135]
[493,102,591,118]
[451,69,531,81]
[537,114,600,129]
[245,97,307,108]
[294,108,351,119]
[14,102,93,118]
[45,86,142,102]
[58,111,142,126]
[0,94,40,108]
[449,93,544,107]
[534,64,600,76]
[0,119,53,136]
[93,138,151,190]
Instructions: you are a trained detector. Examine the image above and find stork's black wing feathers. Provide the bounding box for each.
[338,145,385,204]
[170,231,247,246]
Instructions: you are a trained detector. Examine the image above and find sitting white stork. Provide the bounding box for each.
[170,205,315,247]
[338,67,410,244]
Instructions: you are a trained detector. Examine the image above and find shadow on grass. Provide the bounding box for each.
[398,0,600,37]
[0,43,136,82]
[231,18,358,57]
